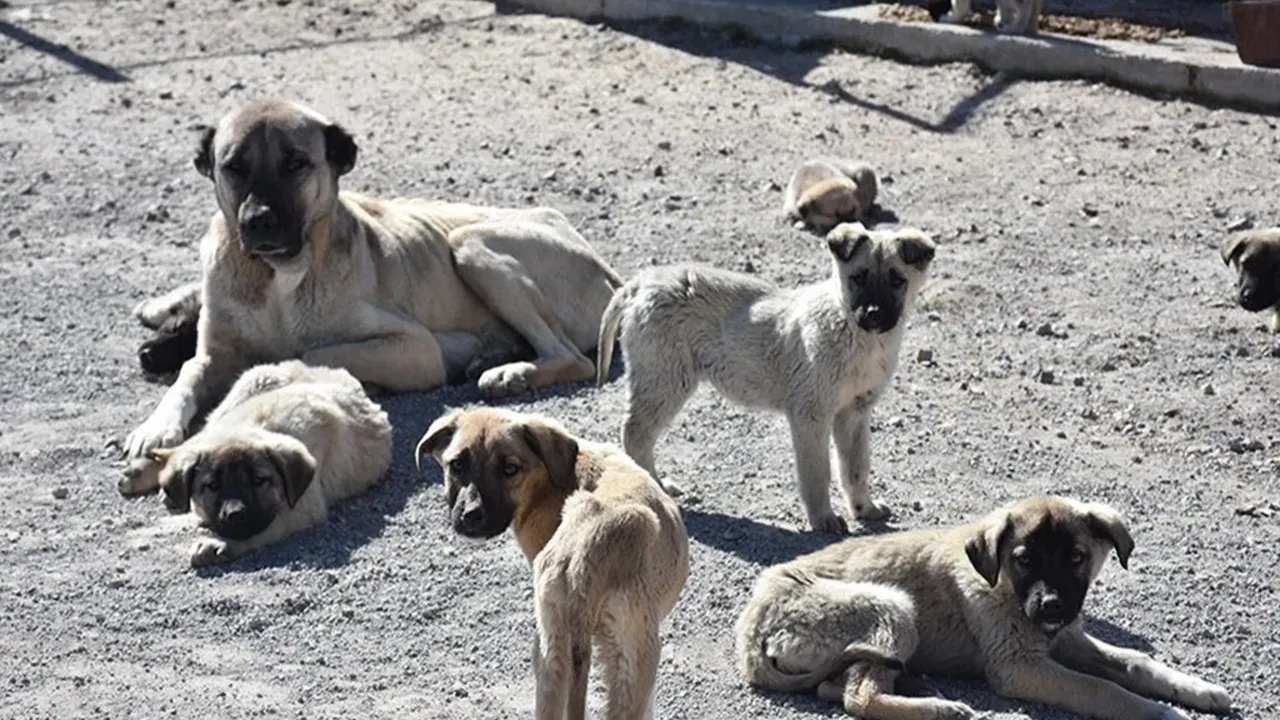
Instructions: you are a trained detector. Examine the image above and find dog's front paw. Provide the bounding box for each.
[810,512,849,534]
[477,362,534,399]
[123,416,184,459]
[941,9,976,23]
[1157,706,1191,720]
[934,699,985,720]
[1179,680,1231,714]
[118,457,163,496]
[190,537,234,567]
[133,297,170,329]
[854,498,892,521]
[658,477,687,498]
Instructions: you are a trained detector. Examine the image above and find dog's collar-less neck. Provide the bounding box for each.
[513,488,573,563]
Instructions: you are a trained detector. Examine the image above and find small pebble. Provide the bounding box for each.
[52,488,69,500]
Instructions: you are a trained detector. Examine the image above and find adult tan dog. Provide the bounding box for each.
[1220,227,1280,333]
[120,361,392,567]
[596,223,934,532]
[416,408,689,720]
[123,100,621,460]
[735,496,1232,720]
[783,159,879,233]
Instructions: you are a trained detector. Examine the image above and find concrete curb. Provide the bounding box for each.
[498,0,1280,112]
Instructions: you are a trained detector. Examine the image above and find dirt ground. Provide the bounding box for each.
[2,0,1278,718]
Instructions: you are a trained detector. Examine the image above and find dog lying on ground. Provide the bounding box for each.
[932,0,1043,34]
[1220,227,1280,333]
[735,496,1233,720]
[783,159,879,233]
[596,222,935,532]
[134,281,200,375]
[416,407,689,720]
[120,360,391,567]
[123,99,621,462]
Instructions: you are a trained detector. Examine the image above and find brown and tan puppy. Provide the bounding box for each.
[123,99,621,461]
[1220,227,1280,333]
[120,360,392,567]
[416,408,689,720]
[736,496,1232,720]
[783,159,879,233]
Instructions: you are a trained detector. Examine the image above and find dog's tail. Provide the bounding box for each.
[595,283,631,388]
[753,640,903,692]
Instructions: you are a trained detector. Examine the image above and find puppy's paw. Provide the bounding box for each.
[1179,680,1231,714]
[118,457,162,496]
[658,477,686,498]
[190,537,234,567]
[934,699,985,720]
[123,416,184,459]
[1156,707,1191,720]
[133,297,170,329]
[941,9,976,23]
[810,512,849,535]
[477,362,534,399]
[854,498,892,521]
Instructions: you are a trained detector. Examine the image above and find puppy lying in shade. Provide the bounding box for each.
[783,159,879,233]
[120,360,392,567]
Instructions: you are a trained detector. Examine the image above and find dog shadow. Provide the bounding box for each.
[682,506,899,566]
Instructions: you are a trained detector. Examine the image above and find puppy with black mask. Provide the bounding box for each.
[119,360,391,567]
[596,222,935,532]
[736,496,1233,720]
[1220,228,1280,333]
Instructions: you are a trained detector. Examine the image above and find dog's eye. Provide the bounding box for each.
[1012,548,1031,566]
[222,160,247,176]
[284,155,311,174]
[850,270,869,286]
[1068,548,1087,565]
[889,272,907,289]
[447,457,469,474]
[502,462,521,478]
[205,480,221,493]
[253,475,270,487]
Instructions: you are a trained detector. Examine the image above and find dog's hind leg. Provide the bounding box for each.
[822,664,981,720]
[619,341,695,496]
[598,619,661,720]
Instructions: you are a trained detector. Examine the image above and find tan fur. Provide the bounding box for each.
[119,361,392,567]
[417,408,689,720]
[735,496,1232,720]
[123,100,622,460]
[1220,227,1280,333]
[783,159,878,232]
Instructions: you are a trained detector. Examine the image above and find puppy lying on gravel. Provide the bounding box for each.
[783,159,879,233]
[119,360,392,567]
[596,222,935,532]
[736,496,1233,720]
[1220,227,1280,333]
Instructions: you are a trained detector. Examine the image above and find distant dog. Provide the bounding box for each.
[1220,228,1280,333]
[735,496,1233,720]
[937,0,1043,34]
[123,99,621,463]
[596,223,935,532]
[783,159,879,233]
[134,282,200,375]
[119,360,392,567]
[416,408,689,720]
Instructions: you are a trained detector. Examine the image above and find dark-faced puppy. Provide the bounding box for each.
[1220,228,1280,332]
[415,408,689,719]
[828,223,935,334]
[736,496,1231,720]
[138,314,199,375]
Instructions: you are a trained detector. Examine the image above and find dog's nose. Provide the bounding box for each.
[1040,594,1062,615]
[241,206,278,234]
[460,505,485,531]
[219,499,247,522]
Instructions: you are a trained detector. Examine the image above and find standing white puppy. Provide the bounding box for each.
[596,223,935,532]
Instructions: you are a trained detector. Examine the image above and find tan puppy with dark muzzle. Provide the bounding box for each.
[735,496,1232,720]
[1220,227,1280,333]
[120,360,392,567]
[122,99,621,463]
[783,159,879,233]
[416,408,689,720]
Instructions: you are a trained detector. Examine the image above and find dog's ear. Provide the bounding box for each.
[827,223,871,262]
[895,231,936,270]
[323,123,358,177]
[416,411,462,471]
[965,510,1011,587]
[267,444,317,509]
[1219,232,1249,266]
[1083,502,1134,570]
[522,419,580,491]
[158,451,198,511]
[193,125,216,180]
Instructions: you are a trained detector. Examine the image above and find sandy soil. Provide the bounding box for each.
[1,1,1277,718]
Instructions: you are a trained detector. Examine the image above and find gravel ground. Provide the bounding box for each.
[2,1,1278,718]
